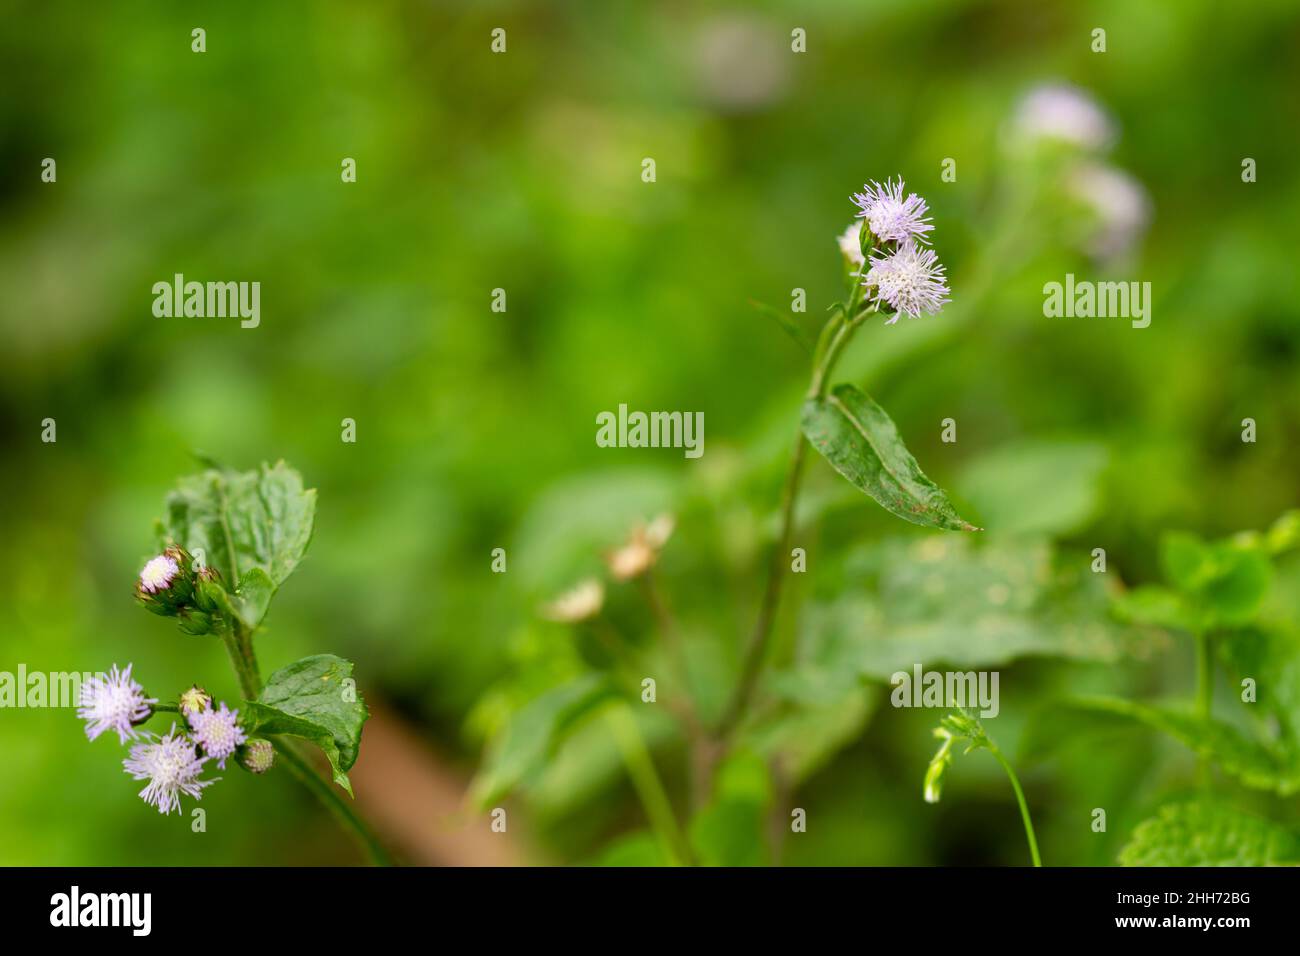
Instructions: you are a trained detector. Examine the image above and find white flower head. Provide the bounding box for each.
[123,724,215,815]
[1012,83,1115,151]
[78,663,157,744]
[864,242,951,321]
[851,178,934,245]
[607,513,675,582]
[1068,162,1151,260]
[837,222,865,268]
[139,554,179,594]
[541,579,605,623]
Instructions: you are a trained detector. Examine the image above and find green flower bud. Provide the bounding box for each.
[924,734,955,805]
[193,565,225,613]
[134,546,195,613]
[239,738,275,774]
[176,608,214,636]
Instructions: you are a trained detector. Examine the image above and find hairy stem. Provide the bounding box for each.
[989,744,1042,867]
[273,739,393,866]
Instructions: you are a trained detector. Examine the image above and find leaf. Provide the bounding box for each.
[1044,697,1300,795]
[161,461,317,627]
[819,536,1152,679]
[1112,585,1198,633]
[750,298,815,354]
[801,384,978,532]
[1160,531,1213,592]
[1157,532,1272,629]
[469,674,616,808]
[689,750,772,867]
[241,654,369,796]
[1120,800,1298,866]
[957,439,1107,536]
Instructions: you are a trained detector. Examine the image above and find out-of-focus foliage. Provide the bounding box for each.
[2,0,1299,865]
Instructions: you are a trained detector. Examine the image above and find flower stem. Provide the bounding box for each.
[717,304,876,736]
[1194,628,1213,786]
[272,739,393,866]
[989,743,1042,867]
[604,706,695,865]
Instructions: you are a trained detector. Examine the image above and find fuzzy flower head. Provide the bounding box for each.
[78,663,156,744]
[837,222,866,269]
[240,738,276,775]
[1067,162,1150,261]
[123,724,214,814]
[138,554,179,595]
[606,514,675,582]
[541,578,605,623]
[851,178,933,245]
[187,701,248,769]
[178,685,212,717]
[1011,83,1115,151]
[864,242,951,321]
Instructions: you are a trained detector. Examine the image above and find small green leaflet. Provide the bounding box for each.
[801,384,978,532]
[242,654,368,797]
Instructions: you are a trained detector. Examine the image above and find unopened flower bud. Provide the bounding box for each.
[176,608,214,636]
[193,565,225,613]
[178,685,212,716]
[239,738,275,774]
[924,734,955,805]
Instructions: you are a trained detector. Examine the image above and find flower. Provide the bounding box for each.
[178,685,212,716]
[1011,83,1114,151]
[541,579,605,623]
[837,222,865,268]
[187,701,247,769]
[77,663,156,744]
[1067,162,1150,260]
[239,738,276,774]
[864,242,951,320]
[123,724,214,814]
[138,554,179,594]
[606,514,675,581]
[851,178,933,245]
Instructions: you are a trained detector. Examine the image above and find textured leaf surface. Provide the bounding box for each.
[802,384,978,532]
[160,461,316,627]
[1120,800,1298,866]
[242,654,368,796]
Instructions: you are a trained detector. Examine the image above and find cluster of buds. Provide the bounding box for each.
[134,546,225,636]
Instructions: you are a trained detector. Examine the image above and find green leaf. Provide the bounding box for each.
[820,536,1151,679]
[160,461,317,627]
[801,384,978,532]
[1160,531,1213,592]
[469,674,616,808]
[1201,545,1271,627]
[241,654,368,796]
[1044,697,1300,795]
[1120,800,1298,866]
[1112,585,1198,633]
[957,439,1107,537]
[689,750,772,866]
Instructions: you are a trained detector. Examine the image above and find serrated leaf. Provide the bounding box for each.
[242,654,368,796]
[469,674,615,808]
[1120,800,1298,866]
[801,384,978,532]
[161,461,317,627]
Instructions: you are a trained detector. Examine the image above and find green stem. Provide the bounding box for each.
[1194,629,1213,786]
[989,744,1042,867]
[717,303,877,736]
[273,739,393,866]
[605,706,695,865]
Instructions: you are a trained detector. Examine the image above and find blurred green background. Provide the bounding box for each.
[2,0,1299,866]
